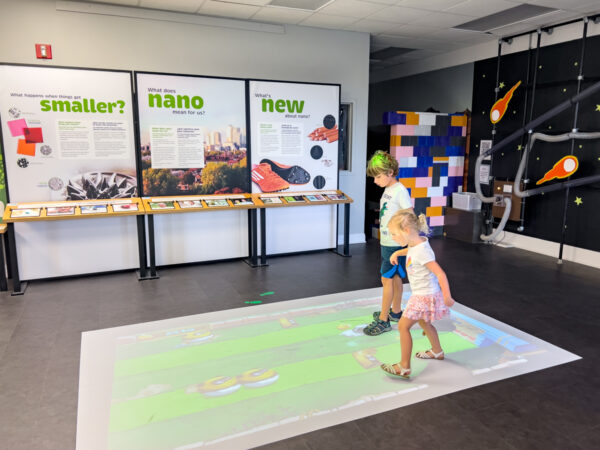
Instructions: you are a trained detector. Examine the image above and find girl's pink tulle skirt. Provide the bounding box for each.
[403,291,450,322]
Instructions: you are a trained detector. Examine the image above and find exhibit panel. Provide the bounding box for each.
[249,80,340,194]
[135,72,248,196]
[0,65,138,202]
[0,64,140,280]
[249,80,340,254]
[0,65,348,280]
[135,72,251,266]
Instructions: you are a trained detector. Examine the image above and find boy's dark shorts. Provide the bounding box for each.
[381,245,406,279]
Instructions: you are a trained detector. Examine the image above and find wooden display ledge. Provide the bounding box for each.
[142,190,353,214]
[254,190,353,208]
[251,189,353,266]
[143,189,353,273]
[1,191,353,292]
[2,197,150,294]
[2,198,145,223]
[141,194,258,214]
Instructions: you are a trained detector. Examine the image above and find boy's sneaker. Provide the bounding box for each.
[363,318,391,336]
[372,309,402,322]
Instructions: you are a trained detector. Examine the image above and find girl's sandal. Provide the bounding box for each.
[380,363,411,379]
[415,349,444,360]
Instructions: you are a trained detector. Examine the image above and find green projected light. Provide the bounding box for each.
[77,288,579,450]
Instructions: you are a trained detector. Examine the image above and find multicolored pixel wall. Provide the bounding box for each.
[383,111,468,236]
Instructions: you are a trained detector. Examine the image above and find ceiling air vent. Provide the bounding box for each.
[453,4,558,32]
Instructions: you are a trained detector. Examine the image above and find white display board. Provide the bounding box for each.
[249,81,340,254]
[0,65,137,202]
[249,80,340,193]
[136,73,247,196]
[0,65,139,280]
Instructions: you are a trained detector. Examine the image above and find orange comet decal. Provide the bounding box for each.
[490,81,521,124]
[536,155,579,185]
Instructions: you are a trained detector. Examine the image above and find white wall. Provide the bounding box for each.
[0,0,370,244]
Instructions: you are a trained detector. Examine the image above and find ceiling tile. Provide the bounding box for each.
[396,0,465,12]
[88,0,140,5]
[362,0,399,5]
[251,7,313,23]
[400,48,445,60]
[425,39,472,51]
[486,21,538,36]
[445,0,521,18]
[385,24,443,36]
[524,0,600,12]
[319,0,386,18]
[522,9,582,26]
[370,46,415,59]
[428,27,490,41]
[226,0,272,5]
[370,41,389,52]
[380,57,407,67]
[347,18,398,34]
[199,1,261,19]
[574,5,600,13]
[84,0,599,47]
[299,13,358,28]
[411,11,474,28]
[140,0,205,13]
[374,33,444,50]
[368,6,431,24]
[369,61,387,70]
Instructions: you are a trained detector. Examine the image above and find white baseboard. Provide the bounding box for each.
[498,231,600,269]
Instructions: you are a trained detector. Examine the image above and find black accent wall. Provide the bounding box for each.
[470,33,600,252]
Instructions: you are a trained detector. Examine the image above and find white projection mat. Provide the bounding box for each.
[77,287,580,450]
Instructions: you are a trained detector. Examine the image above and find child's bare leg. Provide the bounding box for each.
[419,320,443,354]
[391,275,403,314]
[379,276,394,321]
[399,317,417,369]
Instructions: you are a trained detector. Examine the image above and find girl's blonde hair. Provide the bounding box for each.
[388,210,430,235]
[366,150,399,177]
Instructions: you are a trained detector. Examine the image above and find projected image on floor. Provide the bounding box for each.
[78,288,578,450]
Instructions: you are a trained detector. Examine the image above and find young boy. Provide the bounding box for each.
[364,150,413,335]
